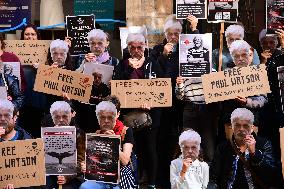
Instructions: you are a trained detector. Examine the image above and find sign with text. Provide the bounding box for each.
[179,34,212,77]
[176,0,207,19]
[86,134,120,184]
[0,0,31,28]
[66,15,95,55]
[41,126,77,175]
[34,64,94,103]
[4,40,51,65]
[0,139,45,188]
[83,63,114,85]
[201,65,271,103]
[267,0,284,29]
[111,78,172,108]
[208,0,238,23]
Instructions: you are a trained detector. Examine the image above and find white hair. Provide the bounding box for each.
[231,108,254,125]
[96,101,117,119]
[0,99,14,117]
[179,129,201,150]
[126,33,146,45]
[87,29,107,42]
[164,14,182,33]
[50,101,71,115]
[225,25,244,39]
[259,29,278,43]
[50,39,69,53]
[229,40,251,55]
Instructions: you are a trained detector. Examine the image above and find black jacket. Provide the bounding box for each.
[0,73,24,111]
[210,136,278,189]
[0,126,32,141]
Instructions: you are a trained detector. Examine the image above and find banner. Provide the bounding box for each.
[34,64,94,103]
[86,134,120,184]
[0,0,31,28]
[83,63,114,85]
[66,15,95,55]
[208,0,238,22]
[267,0,284,29]
[201,64,271,103]
[4,40,51,65]
[41,126,77,175]
[111,78,172,108]
[280,128,284,179]
[0,139,45,188]
[179,34,212,77]
[176,0,207,19]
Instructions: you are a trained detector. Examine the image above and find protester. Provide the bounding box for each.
[170,129,209,189]
[210,108,278,188]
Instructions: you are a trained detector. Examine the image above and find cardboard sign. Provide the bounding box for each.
[111,78,172,108]
[0,139,45,188]
[34,64,94,103]
[41,126,77,175]
[179,34,212,78]
[176,0,207,19]
[4,40,51,65]
[267,0,284,29]
[201,64,271,103]
[208,0,238,23]
[280,128,284,179]
[66,15,95,55]
[0,87,7,99]
[86,134,120,184]
[83,63,114,85]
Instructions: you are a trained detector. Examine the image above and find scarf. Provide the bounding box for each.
[96,51,110,64]
[113,120,125,135]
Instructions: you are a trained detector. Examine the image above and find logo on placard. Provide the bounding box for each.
[79,77,92,89]
[58,167,63,173]
[181,39,191,45]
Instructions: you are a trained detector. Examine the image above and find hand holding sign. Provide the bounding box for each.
[235,96,247,105]
[85,53,97,62]
[163,43,174,56]
[3,184,14,189]
[0,127,5,136]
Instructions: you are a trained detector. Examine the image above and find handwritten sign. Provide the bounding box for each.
[41,126,77,175]
[66,15,95,55]
[83,63,114,85]
[179,34,212,77]
[4,40,51,65]
[208,0,238,23]
[176,0,207,19]
[201,64,271,103]
[111,78,172,108]
[34,64,94,103]
[0,139,45,188]
[86,134,120,184]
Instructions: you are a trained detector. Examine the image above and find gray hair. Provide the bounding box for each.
[126,33,146,45]
[50,39,69,54]
[87,29,107,42]
[259,29,278,43]
[229,40,251,56]
[50,101,71,115]
[0,99,14,118]
[179,129,201,150]
[96,101,117,119]
[225,25,244,39]
[164,14,182,34]
[231,108,254,125]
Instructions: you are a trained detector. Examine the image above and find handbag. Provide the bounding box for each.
[123,110,152,131]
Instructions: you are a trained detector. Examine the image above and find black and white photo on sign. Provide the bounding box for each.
[83,63,114,85]
[278,66,284,113]
[179,34,212,78]
[0,62,21,89]
[85,134,121,184]
[66,15,95,55]
[176,0,207,19]
[208,0,238,22]
[41,126,77,175]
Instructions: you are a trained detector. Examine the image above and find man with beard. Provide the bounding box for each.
[0,99,32,189]
[210,108,278,189]
[187,36,209,63]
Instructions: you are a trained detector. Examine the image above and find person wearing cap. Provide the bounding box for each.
[212,24,260,71]
[170,129,209,189]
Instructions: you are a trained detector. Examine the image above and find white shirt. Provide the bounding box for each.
[170,157,209,189]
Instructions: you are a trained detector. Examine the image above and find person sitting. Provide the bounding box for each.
[170,129,209,189]
[210,108,278,189]
[80,101,137,189]
[212,24,260,71]
[43,101,84,189]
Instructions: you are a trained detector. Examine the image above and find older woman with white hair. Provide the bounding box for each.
[76,29,118,72]
[212,24,260,70]
[170,129,209,189]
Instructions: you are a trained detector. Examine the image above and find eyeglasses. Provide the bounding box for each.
[129,45,144,51]
[227,37,241,44]
[52,52,67,57]
[0,113,12,119]
[99,115,115,121]
[232,53,249,60]
[89,41,104,47]
[181,145,198,151]
[232,123,251,129]
[166,32,180,37]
